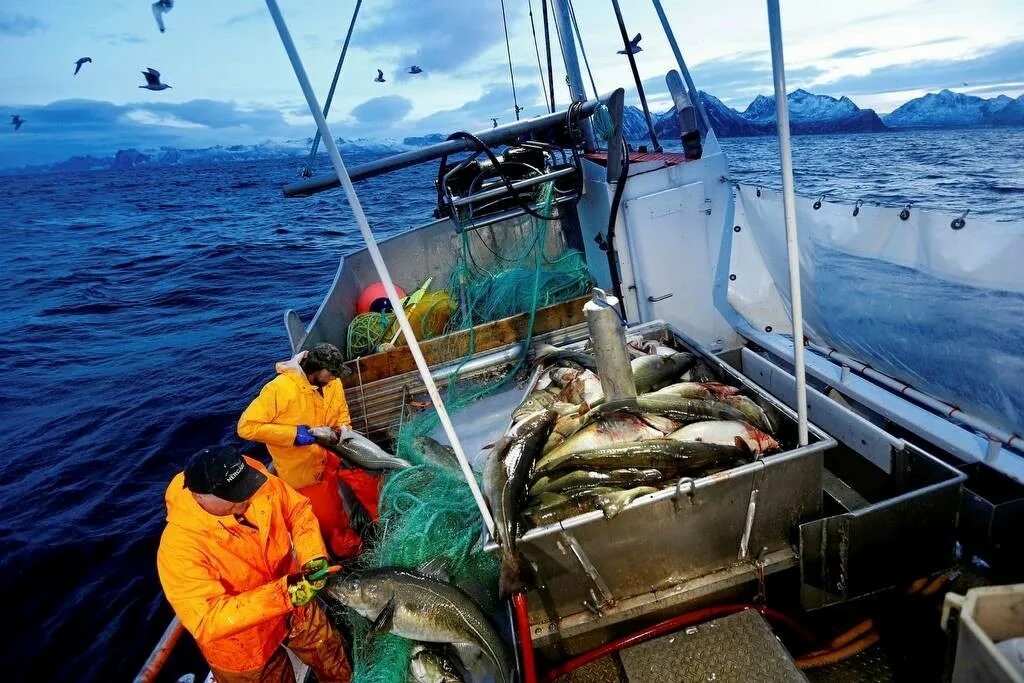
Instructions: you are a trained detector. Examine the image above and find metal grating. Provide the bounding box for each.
[618,610,807,683]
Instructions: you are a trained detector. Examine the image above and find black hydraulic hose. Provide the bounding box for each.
[610,0,661,152]
[542,0,556,113]
[605,140,629,316]
[440,131,577,222]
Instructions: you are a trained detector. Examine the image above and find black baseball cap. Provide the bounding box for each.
[183,446,267,503]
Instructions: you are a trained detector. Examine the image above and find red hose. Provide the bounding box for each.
[540,604,813,682]
[513,592,538,683]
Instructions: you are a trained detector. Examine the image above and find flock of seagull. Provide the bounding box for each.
[9,1,176,132]
[9,4,642,133]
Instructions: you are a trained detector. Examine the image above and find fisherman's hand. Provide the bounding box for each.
[310,426,340,447]
[286,573,321,607]
[337,425,355,442]
[294,425,316,447]
[301,556,331,589]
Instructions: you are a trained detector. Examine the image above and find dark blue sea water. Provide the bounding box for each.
[1,128,1021,681]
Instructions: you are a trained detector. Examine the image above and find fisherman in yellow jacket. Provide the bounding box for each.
[238,343,379,559]
[157,446,351,682]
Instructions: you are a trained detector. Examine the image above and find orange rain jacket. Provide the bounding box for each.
[237,351,352,489]
[156,458,328,673]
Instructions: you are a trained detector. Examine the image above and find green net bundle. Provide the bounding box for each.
[335,182,591,682]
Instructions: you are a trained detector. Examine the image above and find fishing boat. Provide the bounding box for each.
[137,1,1024,681]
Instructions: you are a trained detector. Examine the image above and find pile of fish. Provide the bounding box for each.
[484,338,784,597]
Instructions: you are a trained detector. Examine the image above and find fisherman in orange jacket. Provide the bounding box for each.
[237,343,380,560]
[157,446,351,682]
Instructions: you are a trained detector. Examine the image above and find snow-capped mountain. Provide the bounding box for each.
[648,89,883,140]
[883,90,1024,128]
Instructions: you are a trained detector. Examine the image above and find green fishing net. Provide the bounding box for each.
[332,182,588,682]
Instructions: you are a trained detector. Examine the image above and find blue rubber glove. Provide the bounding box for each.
[294,425,316,446]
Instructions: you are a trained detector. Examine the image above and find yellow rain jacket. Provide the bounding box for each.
[237,351,351,489]
[156,458,328,673]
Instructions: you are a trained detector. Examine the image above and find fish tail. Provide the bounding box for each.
[498,547,529,599]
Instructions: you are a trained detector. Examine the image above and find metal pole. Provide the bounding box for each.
[133,618,185,683]
[283,99,600,197]
[610,0,661,151]
[551,0,597,150]
[303,0,362,177]
[650,0,712,134]
[263,0,497,538]
[766,0,809,446]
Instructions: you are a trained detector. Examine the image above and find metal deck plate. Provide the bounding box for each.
[804,644,892,682]
[618,610,807,683]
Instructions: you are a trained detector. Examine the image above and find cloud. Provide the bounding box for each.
[219,10,265,28]
[828,47,876,59]
[817,40,1024,95]
[0,99,307,167]
[360,0,523,74]
[95,33,147,46]
[0,12,45,36]
[416,82,543,133]
[350,95,414,127]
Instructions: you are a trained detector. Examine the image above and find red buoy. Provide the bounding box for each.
[357,282,405,315]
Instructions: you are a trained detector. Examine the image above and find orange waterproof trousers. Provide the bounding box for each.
[208,601,350,683]
[297,457,380,561]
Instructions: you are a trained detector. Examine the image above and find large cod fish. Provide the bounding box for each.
[483,409,556,597]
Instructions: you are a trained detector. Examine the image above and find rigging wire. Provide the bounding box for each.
[303,0,362,177]
[567,0,599,99]
[542,0,555,112]
[610,0,661,151]
[527,0,551,112]
[499,0,523,120]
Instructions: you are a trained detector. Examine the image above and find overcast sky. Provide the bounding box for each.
[1,0,1022,165]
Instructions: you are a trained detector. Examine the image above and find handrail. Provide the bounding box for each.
[133,617,185,683]
[282,100,601,197]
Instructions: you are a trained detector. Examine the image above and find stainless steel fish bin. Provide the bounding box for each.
[494,321,835,651]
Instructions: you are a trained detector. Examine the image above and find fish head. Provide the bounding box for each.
[324,574,390,617]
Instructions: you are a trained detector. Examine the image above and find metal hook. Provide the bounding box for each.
[899,203,912,221]
[673,477,696,511]
[853,199,863,217]
[813,194,824,210]
[951,209,969,230]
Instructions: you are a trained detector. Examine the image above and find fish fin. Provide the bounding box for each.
[451,643,487,679]
[416,556,452,582]
[364,597,396,644]
[734,436,754,457]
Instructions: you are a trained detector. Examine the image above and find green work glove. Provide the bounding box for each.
[301,556,331,589]
[287,574,319,607]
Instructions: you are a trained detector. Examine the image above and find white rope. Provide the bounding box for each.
[263,0,498,538]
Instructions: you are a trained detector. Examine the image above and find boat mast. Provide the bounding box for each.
[262,0,498,538]
[766,0,809,446]
[551,0,597,150]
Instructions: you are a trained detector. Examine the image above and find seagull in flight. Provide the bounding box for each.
[11,115,25,131]
[617,33,642,55]
[151,0,173,33]
[407,65,423,74]
[491,117,499,128]
[74,57,92,76]
[139,68,171,91]
[374,69,386,83]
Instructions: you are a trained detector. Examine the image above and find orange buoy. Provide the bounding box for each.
[357,282,405,315]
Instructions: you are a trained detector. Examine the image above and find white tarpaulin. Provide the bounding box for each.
[737,183,1024,438]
